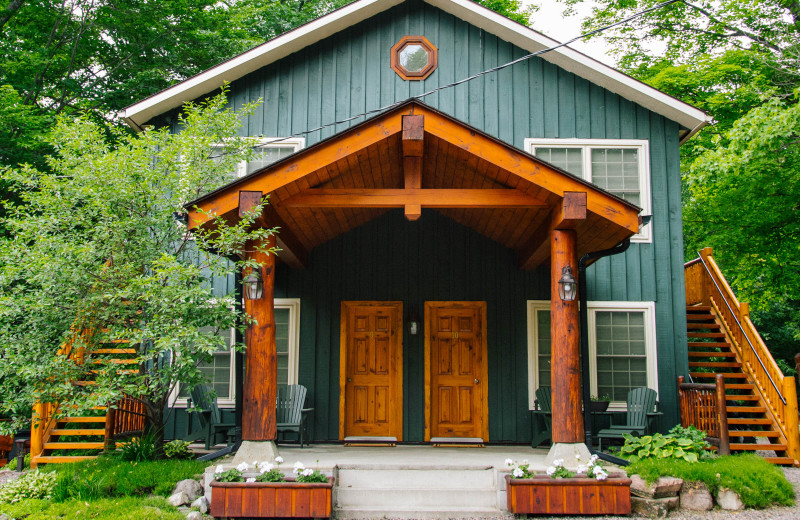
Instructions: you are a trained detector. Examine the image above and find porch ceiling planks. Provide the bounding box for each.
[187,100,641,269]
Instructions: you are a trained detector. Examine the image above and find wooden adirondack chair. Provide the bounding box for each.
[276,384,313,448]
[597,387,658,450]
[530,386,552,447]
[186,384,237,450]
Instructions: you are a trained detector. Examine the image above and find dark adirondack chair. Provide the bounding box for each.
[276,384,313,448]
[531,386,552,447]
[185,384,236,450]
[597,387,658,450]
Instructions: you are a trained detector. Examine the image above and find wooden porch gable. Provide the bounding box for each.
[187,101,641,269]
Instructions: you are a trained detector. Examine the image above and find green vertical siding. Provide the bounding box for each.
[155,0,689,439]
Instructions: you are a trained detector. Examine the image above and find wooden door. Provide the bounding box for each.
[339,302,403,440]
[425,302,488,441]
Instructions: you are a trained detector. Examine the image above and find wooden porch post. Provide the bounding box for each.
[550,228,584,444]
[242,234,277,441]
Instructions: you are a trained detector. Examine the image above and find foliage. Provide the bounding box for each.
[0,470,57,504]
[214,468,246,483]
[626,454,794,508]
[48,456,207,501]
[255,467,287,483]
[292,461,328,483]
[119,433,158,463]
[619,425,711,463]
[507,454,608,480]
[506,458,537,479]
[0,496,185,520]
[0,90,275,448]
[472,0,534,25]
[4,453,29,471]
[591,394,612,402]
[163,440,193,460]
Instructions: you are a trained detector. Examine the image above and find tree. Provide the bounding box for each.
[0,91,274,449]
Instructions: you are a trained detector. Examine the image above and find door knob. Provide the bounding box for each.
[474,378,480,384]
[347,378,353,382]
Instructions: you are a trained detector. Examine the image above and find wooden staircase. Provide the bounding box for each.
[31,337,146,468]
[684,248,800,466]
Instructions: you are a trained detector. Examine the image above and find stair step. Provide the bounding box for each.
[44,442,106,450]
[724,395,760,401]
[688,351,735,358]
[727,406,766,414]
[725,384,754,390]
[686,314,716,321]
[50,429,105,436]
[764,457,797,466]
[731,443,787,452]
[688,342,732,348]
[687,332,726,338]
[727,431,780,437]
[687,306,712,312]
[687,323,722,330]
[90,359,138,365]
[729,418,773,425]
[59,417,107,423]
[89,369,138,375]
[691,372,747,379]
[688,361,741,368]
[34,455,97,464]
[93,348,136,354]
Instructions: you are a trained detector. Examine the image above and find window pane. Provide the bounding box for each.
[179,326,233,399]
[246,146,296,175]
[534,148,584,177]
[590,148,640,205]
[275,307,291,385]
[594,310,648,401]
[536,310,551,389]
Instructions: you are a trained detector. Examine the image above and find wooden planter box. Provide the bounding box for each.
[210,477,334,519]
[506,474,631,515]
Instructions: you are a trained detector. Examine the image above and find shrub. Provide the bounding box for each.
[4,453,30,471]
[619,425,711,463]
[627,454,794,508]
[163,440,193,460]
[49,456,207,501]
[0,470,57,504]
[118,432,157,462]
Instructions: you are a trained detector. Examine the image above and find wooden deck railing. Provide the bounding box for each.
[105,396,147,448]
[677,374,730,455]
[685,247,800,461]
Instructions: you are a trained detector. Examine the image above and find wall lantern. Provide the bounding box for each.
[558,266,577,301]
[244,268,264,300]
[407,307,420,336]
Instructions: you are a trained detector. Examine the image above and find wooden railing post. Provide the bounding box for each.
[30,403,45,469]
[715,374,730,455]
[782,376,800,462]
[104,407,116,451]
[699,247,713,306]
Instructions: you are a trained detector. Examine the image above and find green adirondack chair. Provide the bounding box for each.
[597,387,658,451]
[276,384,313,448]
[186,384,237,450]
[530,386,552,448]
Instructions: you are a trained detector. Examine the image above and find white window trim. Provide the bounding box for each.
[523,138,652,243]
[170,298,302,408]
[214,137,306,178]
[526,300,658,411]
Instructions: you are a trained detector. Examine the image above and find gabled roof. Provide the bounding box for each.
[187,101,641,270]
[120,0,710,141]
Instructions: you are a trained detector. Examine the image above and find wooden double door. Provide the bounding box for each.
[339,301,488,442]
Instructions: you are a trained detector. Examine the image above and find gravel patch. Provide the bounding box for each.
[0,469,22,487]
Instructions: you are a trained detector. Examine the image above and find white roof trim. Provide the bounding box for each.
[120,0,710,135]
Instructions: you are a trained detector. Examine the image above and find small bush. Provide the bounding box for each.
[4,453,30,471]
[627,454,794,508]
[0,470,57,504]
[619,425,711,463]
[164,440,193,460]
[49,456,208,501]
[119,432,157,462]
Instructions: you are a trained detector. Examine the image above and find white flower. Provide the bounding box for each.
[505,458,514,467]
[275,456,284,464]
[246,478,256,483]
[575,453,581,460]
[589,454,599,464]
[545,466,556,476]
[593,465,604,475]
[553,459,564,467]
[293,461,305,470]
[595,470,608,481]
[236,462,250,472]
[215,465,225,474]
[258,462,273,474]
[576,465,587,474]
[513,468,524,478]
[302,468,314,477]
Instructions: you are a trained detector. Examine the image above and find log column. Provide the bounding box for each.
[550,228,584,444]
[242,233,277,441]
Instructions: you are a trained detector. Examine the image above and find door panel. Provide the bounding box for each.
[425,302,488,441]
[340,302,403,440]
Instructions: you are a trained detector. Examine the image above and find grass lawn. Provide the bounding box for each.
[0,496,186,519]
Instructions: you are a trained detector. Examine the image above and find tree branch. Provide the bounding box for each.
[0,0,25,33]
[682,0,783,52]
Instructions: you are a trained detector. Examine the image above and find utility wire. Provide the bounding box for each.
[214,0,684,156]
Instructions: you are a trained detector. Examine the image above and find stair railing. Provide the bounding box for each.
[105,396,147,449]
[685,247,800,461]
[677,374,730,455]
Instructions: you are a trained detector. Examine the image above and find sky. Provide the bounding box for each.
[523,1,617,66]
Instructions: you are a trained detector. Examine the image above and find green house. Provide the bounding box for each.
[121,0,710,447]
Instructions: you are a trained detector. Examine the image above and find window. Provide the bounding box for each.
[211,138,305,182]
[526,301,658,410]
[524,139,651,242]
[171,298,301,407]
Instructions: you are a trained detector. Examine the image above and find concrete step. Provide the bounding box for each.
[334,507,510,520]
[336,488,498,509]
[336,466,495,489]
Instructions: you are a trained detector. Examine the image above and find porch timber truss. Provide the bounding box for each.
[186,100,643,445]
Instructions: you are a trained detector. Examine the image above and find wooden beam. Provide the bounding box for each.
[238,191,307,269]
[242,234,277,442]
[279,188,548,209]
[550,228,584,444]
[518,192,588,269]
[238,190,263,218]
[403,115,424,220]
[402,114,424,157]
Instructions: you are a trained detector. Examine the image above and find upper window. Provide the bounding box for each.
[390,36,438,80]
[211,138,305,182]
[172,298,301,407]
[524,139,651,242]
[526,300,658,410]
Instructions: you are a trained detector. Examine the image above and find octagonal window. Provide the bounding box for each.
[391,36,437,80]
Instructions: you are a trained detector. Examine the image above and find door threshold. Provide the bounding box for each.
[344,436,397,447]
[430,437,485,448]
